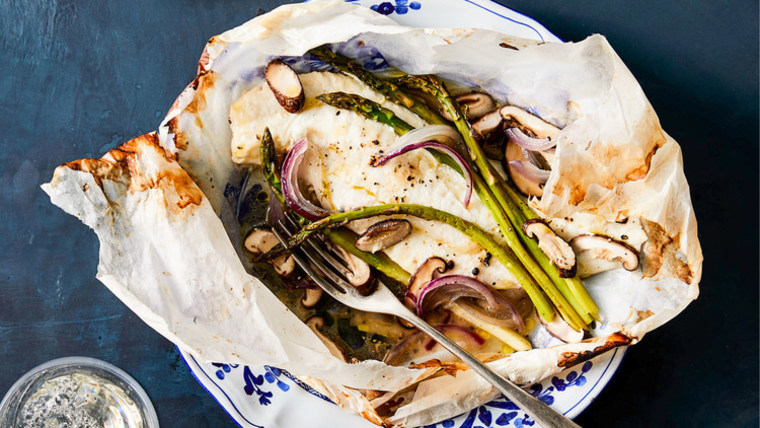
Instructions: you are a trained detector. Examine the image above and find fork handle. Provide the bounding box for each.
[401,313,581,428]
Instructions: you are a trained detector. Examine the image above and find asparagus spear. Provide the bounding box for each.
[309,46,446,125]
[317,92,595,329]
[317,92,414,134]
[284,203,557,321]
[397,74,592,328]
[259,127,411,285]
[261,128,284,203]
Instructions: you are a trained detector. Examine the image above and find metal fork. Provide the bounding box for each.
[272,214,581,428]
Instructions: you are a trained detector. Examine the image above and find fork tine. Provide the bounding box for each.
[282,212,356,280]
[274,219,349,295]
[281,211,302,232]
[270,228,345,300]
[304,239,355,279]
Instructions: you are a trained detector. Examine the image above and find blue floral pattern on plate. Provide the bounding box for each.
[182,349,622,428]
[358,0,423,16]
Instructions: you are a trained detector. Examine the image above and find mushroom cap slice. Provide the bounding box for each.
[472,109,504,137]
[355,219,412,253]
[522,219,577,277]
[472,109,507,160]
[570,234,640,272]
[306,316,346,362]
[301,287,323,308]
[454,92,496,121]
[539,313,584,343]
[398,257,451,328]
[332,245,376,295]
[244,227,295,276]
[499,106,561,139]
[265,59,305,113]
[405,257,451,303]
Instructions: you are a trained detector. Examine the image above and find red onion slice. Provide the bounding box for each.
[508,160,551,184]
[371,141,473,207]
[416,275,498,315]
[396,125,463,147]
[415,275,523,330]
[281,139,330,220]
[505,127,557,151]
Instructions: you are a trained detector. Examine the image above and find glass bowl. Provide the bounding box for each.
[0,356,159,427]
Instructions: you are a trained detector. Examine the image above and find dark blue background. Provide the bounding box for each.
[1,1,757,426]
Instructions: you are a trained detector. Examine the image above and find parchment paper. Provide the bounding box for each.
[43,1,702,426]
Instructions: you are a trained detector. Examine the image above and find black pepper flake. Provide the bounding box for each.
[336,111,341,116]
[471,267,480,276]
[445,260,455,270]
[407,175,413,181]
[483,252,492,266]
[372,139,380,145]
[621,235,629,240]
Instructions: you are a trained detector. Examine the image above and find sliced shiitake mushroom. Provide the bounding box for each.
[244,227,295,276]
[396,257,451,328]
[354,219,412,253]
[570,234,640,273]
[265,59,305,113]
[472,109,506,160]
[301,287,323,308]
[306,316,346,362]
[499,106,561,139]
[522,219,576,277]
[539,313,584,343]
[331,245,376,296]
[404,257,451,309]
[447,92,496,122]
[472,109,504,137]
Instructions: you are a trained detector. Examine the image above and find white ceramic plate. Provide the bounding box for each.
[180,1,626,427]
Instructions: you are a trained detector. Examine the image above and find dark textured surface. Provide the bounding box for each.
[0,1,757,427]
